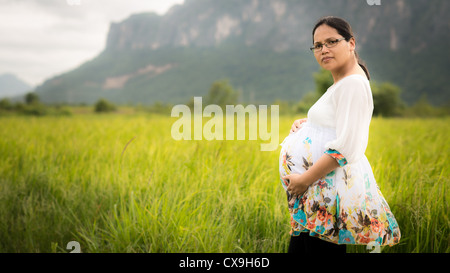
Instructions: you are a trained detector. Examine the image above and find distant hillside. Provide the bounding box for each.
[0,73,32,99]
[35,0,450,105]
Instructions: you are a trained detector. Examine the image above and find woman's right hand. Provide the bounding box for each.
[290,118,307,133]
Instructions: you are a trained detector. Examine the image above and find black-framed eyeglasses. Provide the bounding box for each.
[310,37,346,52]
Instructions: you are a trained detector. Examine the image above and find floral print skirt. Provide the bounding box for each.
[279,122,401,246]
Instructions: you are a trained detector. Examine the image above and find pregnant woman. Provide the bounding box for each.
[279,16,401,253]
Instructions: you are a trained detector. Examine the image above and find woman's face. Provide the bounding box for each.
[312,24,355,72]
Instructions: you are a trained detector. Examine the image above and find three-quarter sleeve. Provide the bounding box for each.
[325,149,348,167]
[324,76,374,164]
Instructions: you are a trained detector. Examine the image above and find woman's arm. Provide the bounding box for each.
[283,153,339,197]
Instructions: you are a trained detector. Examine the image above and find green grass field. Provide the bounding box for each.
[0,113,448,253]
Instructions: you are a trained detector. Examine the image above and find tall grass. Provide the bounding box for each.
[362,117,449,253]
[0,114,448,253]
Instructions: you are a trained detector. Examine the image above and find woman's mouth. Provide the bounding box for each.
[322,57,333,63]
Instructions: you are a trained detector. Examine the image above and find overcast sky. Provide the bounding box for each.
[0,0,185,87]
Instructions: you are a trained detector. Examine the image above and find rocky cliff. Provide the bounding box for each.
[35,0,450,105]
[105,0,449,53]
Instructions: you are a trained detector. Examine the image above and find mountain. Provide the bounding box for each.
[34,0,450,106]
[0,73,32,99]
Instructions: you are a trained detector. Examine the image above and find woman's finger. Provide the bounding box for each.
[291,121,300,133]
[291,118,307,133]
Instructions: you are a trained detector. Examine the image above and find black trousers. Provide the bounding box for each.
[288,233,347,254]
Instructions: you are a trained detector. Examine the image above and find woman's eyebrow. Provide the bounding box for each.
[314,37,338,44]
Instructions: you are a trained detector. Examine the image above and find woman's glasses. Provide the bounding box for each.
[310,37,346,53]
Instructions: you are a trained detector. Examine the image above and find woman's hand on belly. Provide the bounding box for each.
[282,173,310,198]
[283,154,340,198]
[290,118,307,133]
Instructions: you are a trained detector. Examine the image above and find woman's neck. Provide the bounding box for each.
[331,57,365,83]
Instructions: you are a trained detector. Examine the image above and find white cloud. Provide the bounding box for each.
[0,0,185,86]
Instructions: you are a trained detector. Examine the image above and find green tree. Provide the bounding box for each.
[371,81,404,117]
[295,68,332,113]
[314,68,334,96]
[0,98,13,110]
[21,92,48,115]
[25,92,39,105]
[403,94,447,117]
[295,91,320,114]
[205,80,239,108]
[94,98,117,113]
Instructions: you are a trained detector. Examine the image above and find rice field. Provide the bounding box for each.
[0,113,448,253]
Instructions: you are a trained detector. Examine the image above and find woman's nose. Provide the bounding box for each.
[321,46,330,54]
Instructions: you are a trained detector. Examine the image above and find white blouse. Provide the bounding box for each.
[307,74,374,164]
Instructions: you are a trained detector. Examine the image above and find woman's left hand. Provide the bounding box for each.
[290,118,307,133]
[282,173,310,199]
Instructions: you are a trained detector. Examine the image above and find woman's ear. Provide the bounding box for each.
[348,37,356,53]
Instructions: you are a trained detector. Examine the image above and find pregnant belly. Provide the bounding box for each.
[279,123,336,185]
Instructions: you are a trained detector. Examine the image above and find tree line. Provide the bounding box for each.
[204,69,449,118]
[0,69,448,117]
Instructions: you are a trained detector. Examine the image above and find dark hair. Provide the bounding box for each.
[312,16,370,80]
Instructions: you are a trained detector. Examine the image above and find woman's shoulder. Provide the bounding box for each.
[335,74,369,88]
[331,74,372,103]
